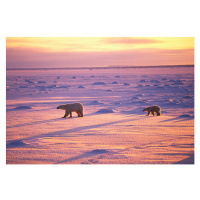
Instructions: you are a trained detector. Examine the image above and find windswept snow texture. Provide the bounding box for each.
[6,67,194,164]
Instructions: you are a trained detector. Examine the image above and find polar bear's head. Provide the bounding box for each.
[57,104,68,110]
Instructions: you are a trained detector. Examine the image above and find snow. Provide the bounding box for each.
[96,108,115,113]
[6,66,194,164]
[14,106,33,110]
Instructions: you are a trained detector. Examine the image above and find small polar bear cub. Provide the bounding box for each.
[143,105,161,116]
[57,103,84,118]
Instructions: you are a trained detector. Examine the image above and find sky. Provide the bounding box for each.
[6,37,194,68]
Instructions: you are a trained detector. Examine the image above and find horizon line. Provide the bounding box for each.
[6,64,194,71]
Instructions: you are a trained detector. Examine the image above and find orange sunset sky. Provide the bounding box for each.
[6,37,194,68]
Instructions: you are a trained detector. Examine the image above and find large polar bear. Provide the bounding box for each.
[143,105,161,116]
[57,103,84,118]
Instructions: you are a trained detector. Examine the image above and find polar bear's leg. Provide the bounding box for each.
[152,111,155,116]
[63,112,68,118]
[79,110,83,117]
[69,111,72,118]
[76,111,81,117]
[62,110,70,118]
[147,111,150,116]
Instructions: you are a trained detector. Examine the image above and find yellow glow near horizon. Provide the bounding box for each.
[6,37,194,52]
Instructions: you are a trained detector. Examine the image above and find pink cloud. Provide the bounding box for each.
[6,47,194,69]
[102,37,162,44]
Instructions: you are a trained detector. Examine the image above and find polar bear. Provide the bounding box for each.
[57,103,84,118]
[143,105,161,116]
